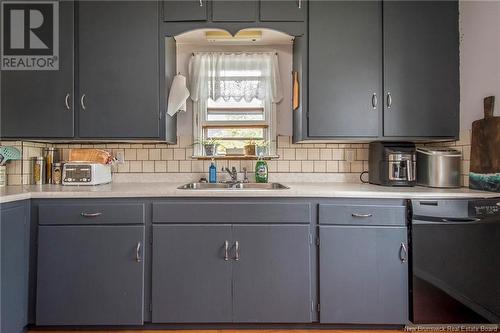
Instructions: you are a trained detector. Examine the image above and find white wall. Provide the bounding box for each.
[175,43,293,136]
[459,1,500,130]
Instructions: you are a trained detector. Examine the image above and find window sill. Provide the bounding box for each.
[192,155,279,160]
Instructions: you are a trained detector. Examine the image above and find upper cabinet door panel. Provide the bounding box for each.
[383,1,459,138]
[163,0,208,21]
[78,1,159,138]
[212,0,257,22]
[308,1,382,137]
[260,0,305,22]
[0,1,74,138]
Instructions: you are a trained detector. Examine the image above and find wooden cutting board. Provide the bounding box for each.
[470,96,500,173]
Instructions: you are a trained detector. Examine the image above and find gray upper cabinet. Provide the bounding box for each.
[78,1,160,138]
[259,0,305,22]
[36,225,145,326]
[1,201,29,333]
[232,225,312,322]
[383,1,459,138]
[308,1,382,138]
[163,0,208,21]
[152,225,232,323]
[212,0,257,22]
[319,225,408,324]
[0,1,74,138]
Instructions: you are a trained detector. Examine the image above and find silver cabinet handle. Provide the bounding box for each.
[351,213,373,218]
[298,0,302,9]
[64,93,71,110]
[199,0,203,6]
[136,242,142,263]
[399,242,407,263]
[234,241,240,261]
[80,212,102,217]
[80,94,86,110]
[386,92,392,109]
[224,240,229,261]
[371,93,378,109]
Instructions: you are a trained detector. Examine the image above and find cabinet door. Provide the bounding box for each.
[383,1,459,138]
[0,1,74,138]
[260,0,305,22]
[212,0,257,22]
[232,225,312,322]
[152,225,232,323]
[308,1,381,137]
[36,225,145,325]
[319,226,408,324]
[163,0,208,21]
[1,202,29,333]
[78,1,160,138]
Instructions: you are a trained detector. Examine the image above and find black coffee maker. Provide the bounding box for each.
[369,142,416,186]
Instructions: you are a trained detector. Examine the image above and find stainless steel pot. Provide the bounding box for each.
[416,147,462,188]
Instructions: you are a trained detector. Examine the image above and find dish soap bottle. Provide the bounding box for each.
[255,154,268,183]
[209,159,217,183]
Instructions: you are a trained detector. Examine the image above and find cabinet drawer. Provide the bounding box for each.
[38,202,145,225]
[319,204,406,226]
[153,202,311,224]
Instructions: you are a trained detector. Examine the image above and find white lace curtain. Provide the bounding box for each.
[188,52,283,103]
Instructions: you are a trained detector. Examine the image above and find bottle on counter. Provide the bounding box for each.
[209,159,217,183]
[255,154,268,183]
[32,156,46,185]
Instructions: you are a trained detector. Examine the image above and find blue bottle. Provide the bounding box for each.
[209,160,217,183]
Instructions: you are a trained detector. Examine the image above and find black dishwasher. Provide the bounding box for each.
[410,198,500,324]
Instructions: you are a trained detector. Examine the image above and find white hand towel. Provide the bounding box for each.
[167,74,190,116]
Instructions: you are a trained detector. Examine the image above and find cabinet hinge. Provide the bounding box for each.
[159,111,163,120]
[316,237,320,246]
[317,303,321,312]
[309,234,313,245]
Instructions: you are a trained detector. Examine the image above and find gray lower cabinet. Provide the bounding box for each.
[78,1,160,138]
[152,223,312,323]
[308,1,381,138]
[383,1,459,138]
[259,0,305,22]
[0,1,74,138]
[232,224,312,322]
[152,224,233,323]
[163,0,208,21]
[0,201,29,333]
[319,225,408,324]
[36,225,145,326]
[212,0,257,22]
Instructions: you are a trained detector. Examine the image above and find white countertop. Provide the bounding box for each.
[1,182,498,204]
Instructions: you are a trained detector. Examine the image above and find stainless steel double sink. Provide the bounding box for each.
[178,182,289,190]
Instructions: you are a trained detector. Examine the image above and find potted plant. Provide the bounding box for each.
[244,140,257,156]
[192,139,221,156]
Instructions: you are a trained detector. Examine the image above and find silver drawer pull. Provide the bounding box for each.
[80,212,102,217]
[399,242,407,263]
[224,240,229,261]
[386,92,392,108]
[199,0,203,6]
[298,0,301,9]
[136,242,142,263]
[234,241,240,261]
[351,213,373,218]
